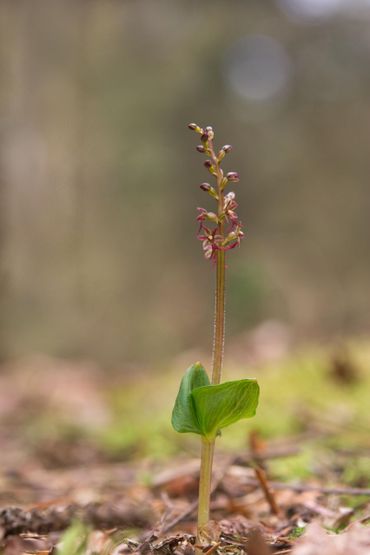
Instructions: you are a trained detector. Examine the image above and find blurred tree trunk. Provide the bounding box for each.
[71,1,90,313]
[0,157,8,362]
[0,0,45,359]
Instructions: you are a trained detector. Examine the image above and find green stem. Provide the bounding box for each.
[197,437,215,541]
[197,141,226,547]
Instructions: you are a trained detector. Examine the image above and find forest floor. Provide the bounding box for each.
[0,340,369,554]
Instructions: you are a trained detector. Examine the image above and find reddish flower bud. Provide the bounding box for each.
[226,171,240,182]
[218,145,232,161]
[201,132,209,143]
[204,160,217,176]
[222,144,232,153]
[205,126,214,140]
[200,183,218,199]
[188,122,204,134]
[196,145,205,153]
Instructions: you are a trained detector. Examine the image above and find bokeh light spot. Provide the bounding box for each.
[224,35,292,102]
[276,0,342,21]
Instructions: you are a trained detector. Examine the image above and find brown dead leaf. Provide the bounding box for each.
[163,475,199,498]
[292,522,370,555]
[218,515,255,537]
[3,534,53,555]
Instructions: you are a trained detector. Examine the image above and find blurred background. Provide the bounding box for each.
[1,0,370,367]
[0,0,369,498]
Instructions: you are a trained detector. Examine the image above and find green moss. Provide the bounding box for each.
[96,341,370,485]
[289,526,306,539]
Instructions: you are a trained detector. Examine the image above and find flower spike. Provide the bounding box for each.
[188,123,244,261]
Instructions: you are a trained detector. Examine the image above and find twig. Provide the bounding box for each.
[248,430,280,517]
[253,466,280,516]
[204,541,221,555]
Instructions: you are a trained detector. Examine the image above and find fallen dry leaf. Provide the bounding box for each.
[292,522,370,555]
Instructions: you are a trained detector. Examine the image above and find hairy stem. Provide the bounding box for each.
[210,136,226,386]
[212,248,225,384]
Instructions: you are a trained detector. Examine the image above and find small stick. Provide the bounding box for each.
[249,430,280,517]
[253,465,280,516]
[203,542,221,555]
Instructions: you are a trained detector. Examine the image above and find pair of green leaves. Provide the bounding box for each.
[171,362,259,441]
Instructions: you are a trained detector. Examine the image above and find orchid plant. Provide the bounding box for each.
[171,123,260,546]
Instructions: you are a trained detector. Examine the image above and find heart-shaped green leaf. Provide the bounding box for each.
[191,379,259,440]
[171,362,210,434]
